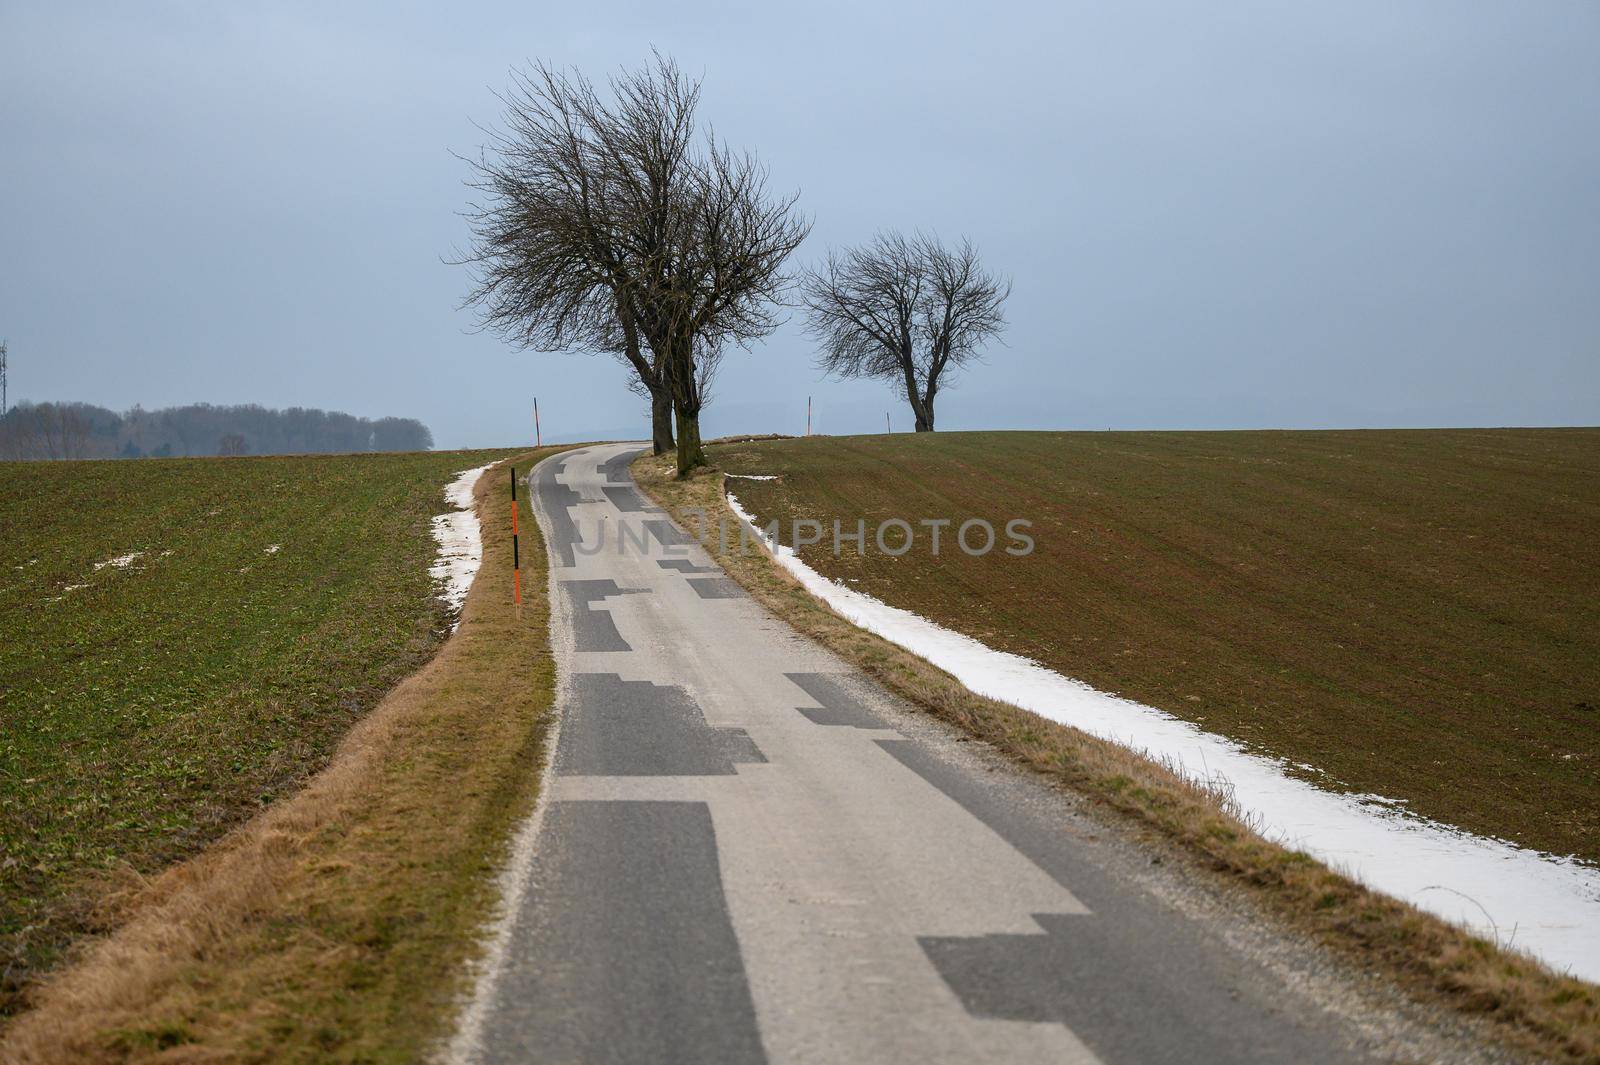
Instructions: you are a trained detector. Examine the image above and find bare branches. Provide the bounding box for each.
[458,56,694,452]
[802,232,924,380]
[0,403,92,460]
[458,53,808,472]
[801,231,1008,431]
[663,141,809,418]
[457,62,632,358]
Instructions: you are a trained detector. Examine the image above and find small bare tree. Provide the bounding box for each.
[461,56,807,474]
[802,232,1009,431]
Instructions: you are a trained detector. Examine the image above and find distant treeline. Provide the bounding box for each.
[0,401,433,460]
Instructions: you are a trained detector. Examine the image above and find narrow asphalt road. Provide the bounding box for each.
[457,442,1472,1065]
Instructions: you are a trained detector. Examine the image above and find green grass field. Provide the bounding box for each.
[0,449,513,1015]
[713,429,1600,865]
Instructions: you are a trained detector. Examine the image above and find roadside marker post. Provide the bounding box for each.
[807,396,812,437]
[534,398,542,448]
[511,466,522,617]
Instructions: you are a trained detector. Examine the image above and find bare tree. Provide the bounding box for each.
[461,56,808,474]
[459,62,681,454]
[802,232,1009,431]
[602,296,675,454]
[10,403,92,459]
[646,138,808,470]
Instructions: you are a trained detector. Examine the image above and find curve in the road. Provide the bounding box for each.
[454,442,1468,1065]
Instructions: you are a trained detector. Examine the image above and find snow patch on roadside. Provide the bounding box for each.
[431,464,495,630]
[726,473,779,481]
[727,490,1600,983]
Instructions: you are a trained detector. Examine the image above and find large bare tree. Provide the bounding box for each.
[461,56,808,473]
[459,64,680,453]
[801,231,1009,431]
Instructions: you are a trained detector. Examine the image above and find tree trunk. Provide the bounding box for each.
[674,403,707,477]
[651,391,676,455]
[901,348,937,432]
[905,380,935,431]
[915,379,938,432]
[660,331,708,477]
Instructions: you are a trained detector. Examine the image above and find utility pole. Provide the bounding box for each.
[885,412,890,434]
[1,339,8,417]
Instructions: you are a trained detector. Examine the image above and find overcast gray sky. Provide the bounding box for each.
[3,1,1596,447]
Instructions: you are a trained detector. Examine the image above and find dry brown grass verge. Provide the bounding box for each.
[1,449,567,1064]
[634,453,1600,1065]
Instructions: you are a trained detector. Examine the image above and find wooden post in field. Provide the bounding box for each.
[534,398,542,448]
[885,412,891,434]
[807,396,812,437]
[511,466,522,617]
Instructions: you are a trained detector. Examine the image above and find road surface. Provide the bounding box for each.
[455,442,1487,1064]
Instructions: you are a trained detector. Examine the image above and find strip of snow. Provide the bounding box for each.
[264,544,282,555]
[726,473,779,481]
[94,551,144,570]
[728,491,1600,982]
[430,464,496,630]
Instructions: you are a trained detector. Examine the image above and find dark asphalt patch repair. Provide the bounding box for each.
[688,577,747,600]
[645,518,694,547]
[658,558,722,575]
[603,484,657,512]
[919,913,1331,1065]
[786,672,885,728]
[560,579,646,652]
[478,801,767,1065]
[535,459,583,567]
[878,739,1353,1065]
[599,448,647,484]
[559,673,766,776]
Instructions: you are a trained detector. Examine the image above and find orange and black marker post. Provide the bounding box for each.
[511,466,522,614]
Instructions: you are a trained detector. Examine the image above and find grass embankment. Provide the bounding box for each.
[1,448,564,1061]
[635,439,1600,1064]
[708,429,1600,865]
